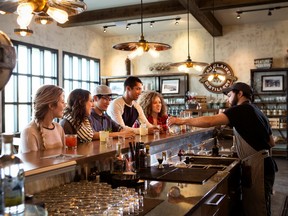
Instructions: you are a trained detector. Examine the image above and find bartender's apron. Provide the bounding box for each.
[233,128,268,216]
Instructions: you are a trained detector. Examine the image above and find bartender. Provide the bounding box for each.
[167,82,277,216]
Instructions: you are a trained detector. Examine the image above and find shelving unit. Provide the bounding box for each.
[102,73,189,116]
[250,68,288,158]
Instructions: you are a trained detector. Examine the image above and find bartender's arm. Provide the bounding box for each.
[167,113,230,128]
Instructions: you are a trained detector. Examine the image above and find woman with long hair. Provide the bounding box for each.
[135,91,168,132]
[20,85,65,153]
[60,88,95,143]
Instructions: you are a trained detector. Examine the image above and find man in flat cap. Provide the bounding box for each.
[167,82,277,216]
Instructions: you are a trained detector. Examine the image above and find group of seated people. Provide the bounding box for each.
[19,76,168,153]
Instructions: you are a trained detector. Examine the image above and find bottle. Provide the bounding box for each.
[212,137,219,156]
[139,148,147,169]
[0,133,25,215]
[145,145,151,167]
[111,142,125,174]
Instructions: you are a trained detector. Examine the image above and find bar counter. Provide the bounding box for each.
[18,127,240,215]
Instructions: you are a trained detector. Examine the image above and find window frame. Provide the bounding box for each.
[1,40,59,134]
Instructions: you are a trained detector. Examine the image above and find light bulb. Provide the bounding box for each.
[17,3,34,16]
[40,19,48,25]
[194,65,203,72]
[148,48,159,58]
[178,65,189,73]
[208,74,214,82]
[128,50,138,59]
[47,6,68,24]
[17,14,33,27]
[218,74,226,81]
[136,46,144,56]
[20,30,27,37]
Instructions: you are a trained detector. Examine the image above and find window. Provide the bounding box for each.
[63,52,100,94]
[2,41,58,133]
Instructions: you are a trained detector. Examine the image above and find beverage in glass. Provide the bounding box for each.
[65,134,77,149]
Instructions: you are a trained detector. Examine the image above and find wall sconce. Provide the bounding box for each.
[150,21,154,28]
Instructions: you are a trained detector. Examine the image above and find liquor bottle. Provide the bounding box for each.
[145,145,151,167]
[111,142,125,174]
[0,133,25,215]
[212,137,219,156]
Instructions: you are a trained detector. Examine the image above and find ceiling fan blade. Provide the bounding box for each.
[0,1,18,13]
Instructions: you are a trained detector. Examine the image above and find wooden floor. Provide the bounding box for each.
[271,157,288,216]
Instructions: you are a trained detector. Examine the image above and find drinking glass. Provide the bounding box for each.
[118,135,125,146]
[65,134,77,149]
[153,129,160,140]
[99,131,109,143]
[106,137,113,148]
[156,152,164,169]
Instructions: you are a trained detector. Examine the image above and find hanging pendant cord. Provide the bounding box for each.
[141,0,144,37]
[187,0,190,58]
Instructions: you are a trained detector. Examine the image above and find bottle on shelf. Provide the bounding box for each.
[0,133,25,215]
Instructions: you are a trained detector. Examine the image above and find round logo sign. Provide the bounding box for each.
[199,61,237,93]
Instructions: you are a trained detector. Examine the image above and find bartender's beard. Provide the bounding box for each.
[231,96,238,106]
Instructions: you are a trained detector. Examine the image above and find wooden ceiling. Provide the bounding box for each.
[60,0,288,37]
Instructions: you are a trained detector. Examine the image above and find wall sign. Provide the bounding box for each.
[199,61,237,94]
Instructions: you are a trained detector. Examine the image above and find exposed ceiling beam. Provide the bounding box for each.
[178,0,222,36]
[59,0,288,37]
[198,0,288,10]
[60,0,186,27]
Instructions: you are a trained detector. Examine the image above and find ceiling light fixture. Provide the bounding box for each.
[14,27,33,37]
[170,0,208,72]
[112,0,171,59]
[35,14,53,25]
[236,11,242,19]
[0,0,86,36]
[200,0,227,82]
[236,5,288,19]
[150,21,154,28]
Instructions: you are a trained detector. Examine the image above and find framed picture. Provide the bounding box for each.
[108,81,124,95]
[261,75,284,92]
[161,79,180,94]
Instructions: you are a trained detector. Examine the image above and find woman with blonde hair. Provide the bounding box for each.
[135,91,168,132]
[20,85,66,153]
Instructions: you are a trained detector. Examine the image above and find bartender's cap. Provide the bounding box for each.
[222,82,253,97]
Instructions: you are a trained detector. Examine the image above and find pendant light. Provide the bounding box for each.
[113,0,171,59]
[170,0,208,72]
[200,0,228,82]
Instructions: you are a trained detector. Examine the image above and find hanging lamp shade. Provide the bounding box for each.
[112,0,171,58]
[170,0,208,72]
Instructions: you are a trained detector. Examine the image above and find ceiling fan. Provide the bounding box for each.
[0,0,86,36]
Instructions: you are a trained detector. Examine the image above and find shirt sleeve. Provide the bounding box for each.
[77,118,94,143]
[20,127,40,153]
[107,98,140,134]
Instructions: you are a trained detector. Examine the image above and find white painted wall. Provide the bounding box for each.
[0,14,288,130]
